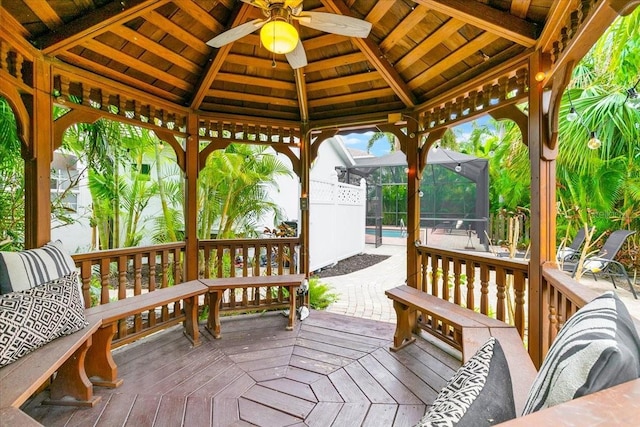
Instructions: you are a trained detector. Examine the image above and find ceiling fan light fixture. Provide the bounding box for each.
[260,19,298,54]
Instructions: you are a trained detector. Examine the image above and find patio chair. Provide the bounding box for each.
[557,227,589,262]
[573,230,637,299]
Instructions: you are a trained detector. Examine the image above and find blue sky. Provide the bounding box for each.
[341,115,491,157]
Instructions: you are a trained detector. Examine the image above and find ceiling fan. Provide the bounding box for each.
[206,0,372,69]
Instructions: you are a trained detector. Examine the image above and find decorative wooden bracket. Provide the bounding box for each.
[545,60,575,153]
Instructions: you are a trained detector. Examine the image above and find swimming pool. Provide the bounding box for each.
[365,228,406,238]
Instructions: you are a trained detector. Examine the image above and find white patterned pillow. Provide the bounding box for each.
[415,337,516,427]
[0,272,87,367]
[0,240,77,294]
[522,291,640,415]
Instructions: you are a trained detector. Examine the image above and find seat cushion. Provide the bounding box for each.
[0,240,77,294]
[522,291,640,415]
[415,337,516,427]
[0,272,87,367]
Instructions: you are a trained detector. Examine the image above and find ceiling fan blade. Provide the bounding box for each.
[206,19,266,48]
[286,40,307,69]
[296,12,372,38]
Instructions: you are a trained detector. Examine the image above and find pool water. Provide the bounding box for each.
[365,228,406,238]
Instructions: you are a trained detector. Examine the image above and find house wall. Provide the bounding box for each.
[309,176,366,272]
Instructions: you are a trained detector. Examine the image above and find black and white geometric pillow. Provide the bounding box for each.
[522,291,640,415]
[415,337,516,427]
[0,240,77,294]
[0,272,88,367]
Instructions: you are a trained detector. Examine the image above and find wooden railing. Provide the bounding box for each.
[198,237,300,277]
[198,237,301,319]
[415,245,529,338]
[71,238,300,344]
[72,242,186,307]
[415,245,599,363]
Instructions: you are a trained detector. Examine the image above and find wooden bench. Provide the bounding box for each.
[83,280,208,387]
[0,279,208,426]
[385,285,537,415]
[0,317,102,423]
[201,274,306,339]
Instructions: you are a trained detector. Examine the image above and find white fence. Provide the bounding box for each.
[309,177,366,272]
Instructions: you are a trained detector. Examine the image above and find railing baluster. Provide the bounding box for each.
[453,260,462,305]
[514,270,526,337]
[442,256,450,301]
[100,258,110,304]
[118,255,127,300]
[495,266,506,321]
[466,261,475,309]
[480,264,490,315]
[430,254,439,297]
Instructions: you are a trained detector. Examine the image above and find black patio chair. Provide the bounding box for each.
[573,230,637,299]
[557,227,589,262]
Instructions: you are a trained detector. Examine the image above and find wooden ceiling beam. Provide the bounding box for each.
[144,10,210,56]
[303,52,368,73]
[307,71,382,92]
[408,32,500,89]
[322,0,417,108]
[207,89,300,108]
[380,5,430,53]
[395,18,466,73]
[225,54,289,69]
[301,34,350,52]
[82,39,193,91]
[413,0,538,47]
[364,1,394,23]
[510,0,532,19]
[216,73,296,91]
[23,0,63,30]
[189,3,254,109]
[37,0,170,55]
[309,88,396,108]
[116,27,202,74]
[176,1,225,34]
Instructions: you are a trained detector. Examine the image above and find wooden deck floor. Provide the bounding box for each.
[23,311,460,426]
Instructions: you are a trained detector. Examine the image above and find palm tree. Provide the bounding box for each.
[198,144,292,239]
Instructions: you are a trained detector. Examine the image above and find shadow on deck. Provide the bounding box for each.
[23,311,459,426]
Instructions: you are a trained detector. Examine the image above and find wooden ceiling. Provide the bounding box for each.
[1,1,567,126]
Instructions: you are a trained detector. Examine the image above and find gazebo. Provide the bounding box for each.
[1,0,638,424]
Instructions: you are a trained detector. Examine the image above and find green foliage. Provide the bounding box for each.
[198,143,292,239]
[308,276,338,310]
[0,97,24,250]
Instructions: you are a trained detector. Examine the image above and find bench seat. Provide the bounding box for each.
[84,280,208,387]
[386,285,537,415]
[201,274,305,338]
[0,317,101,412]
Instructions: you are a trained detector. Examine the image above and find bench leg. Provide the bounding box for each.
[86,323,123,388]
[206,291,223,339]
[183,295,201,346]
[44,335,101,407]
[390,300,416,352]
[286,286,297,331]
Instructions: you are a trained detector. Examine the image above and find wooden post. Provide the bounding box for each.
[299,123,310,278]
[184,112,199,281]
[24,58,53,248]
[528,51,558,368]
[405,119,420,289]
